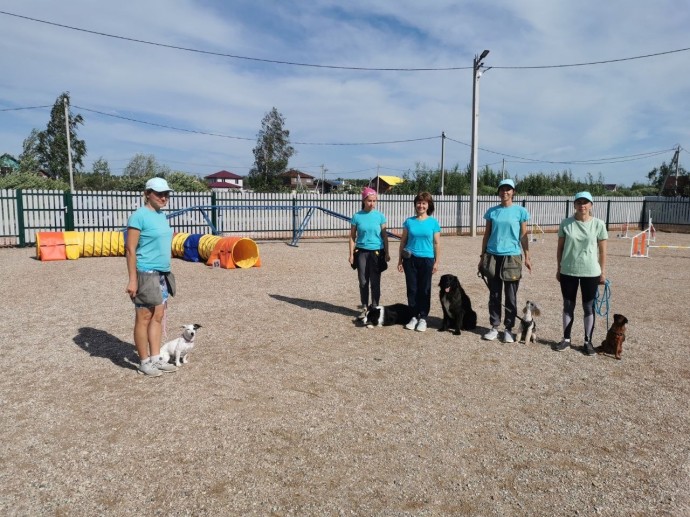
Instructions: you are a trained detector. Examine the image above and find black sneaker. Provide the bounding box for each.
[583,340,595,357]
[554,339,570,351]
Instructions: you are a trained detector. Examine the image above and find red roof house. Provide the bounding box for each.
[204,170,244,190]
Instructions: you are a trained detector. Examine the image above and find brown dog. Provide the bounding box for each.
[598,314,628,360]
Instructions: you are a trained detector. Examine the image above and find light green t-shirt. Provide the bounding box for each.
[558,217,608,277]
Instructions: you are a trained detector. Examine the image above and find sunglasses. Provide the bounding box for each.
[151,191,171,198]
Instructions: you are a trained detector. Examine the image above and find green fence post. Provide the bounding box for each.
[605,200,611,230]
[292,196,297,243]
[64,190,74,231]
[211,191,217,232]
[16,189,25,247]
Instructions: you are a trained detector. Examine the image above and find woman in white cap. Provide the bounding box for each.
[125,177,178,376]
[554,191,608,356]
[478,178,531,343]
[349,187,390,321]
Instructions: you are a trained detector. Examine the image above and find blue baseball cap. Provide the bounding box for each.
[145,177,174,192]
[497,178,515,192]
[574,191,593,203]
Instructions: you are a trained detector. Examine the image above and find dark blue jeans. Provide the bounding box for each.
[402,256,435,319]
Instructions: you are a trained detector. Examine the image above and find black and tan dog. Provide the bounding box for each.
[597,314,628,360]
[438,274,477,335]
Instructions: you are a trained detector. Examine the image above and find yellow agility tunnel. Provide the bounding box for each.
[35,231,260,268]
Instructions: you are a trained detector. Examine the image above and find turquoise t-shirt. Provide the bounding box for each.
[484,204,530,256]
[558,217,608,276]
[351,209,387,250]
[403,216,441,259]
[127,206,173,272]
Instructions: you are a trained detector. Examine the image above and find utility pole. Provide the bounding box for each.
[470,49,490,237]
[440,131,446,195]
[501,159,505,179]
[64,97,74,192]
[376,165,380,193]
[320,164,327,194]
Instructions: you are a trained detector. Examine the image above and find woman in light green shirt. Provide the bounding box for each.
[553,191,608,356]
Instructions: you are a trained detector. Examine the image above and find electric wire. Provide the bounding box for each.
[1,10,689,71]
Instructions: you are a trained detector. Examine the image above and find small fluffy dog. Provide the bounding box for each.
[598,314,628,360]
[518,300,541,344]
[160,324,202,366]
[438,274,477,335]
[365,303,414,328]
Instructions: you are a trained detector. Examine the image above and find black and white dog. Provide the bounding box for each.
[160,324,202,366]
[438,274,477,335]
[365,303,414,328]
[518,301,540,344]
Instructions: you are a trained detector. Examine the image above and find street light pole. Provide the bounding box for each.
[470,49,489,237]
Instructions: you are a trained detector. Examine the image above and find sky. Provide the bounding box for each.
[1,0,689,187]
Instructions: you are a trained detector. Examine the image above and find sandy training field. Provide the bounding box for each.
[1,232,689,516]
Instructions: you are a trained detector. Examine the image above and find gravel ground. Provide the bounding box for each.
[1,232,689,516]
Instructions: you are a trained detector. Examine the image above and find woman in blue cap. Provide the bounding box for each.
[478,178,531,343]
[554,191,608,356]
[125,177,178,376]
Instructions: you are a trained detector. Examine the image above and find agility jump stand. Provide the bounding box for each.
[630,222,688,259]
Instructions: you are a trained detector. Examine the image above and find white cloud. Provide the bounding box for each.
[1,0,688,185]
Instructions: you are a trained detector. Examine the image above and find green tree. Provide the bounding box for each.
[248,107,295,192]
[647,160,688,194]
[163,171,209,192]
[123,153,171,178]
[18,129,42,174]
[75,157,113,190]
[36,92,87,181]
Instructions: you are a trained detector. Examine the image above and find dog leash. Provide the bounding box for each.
[594,279,611,329]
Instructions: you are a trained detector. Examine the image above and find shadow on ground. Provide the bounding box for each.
[73,327,138,370]
[269,294,359,317]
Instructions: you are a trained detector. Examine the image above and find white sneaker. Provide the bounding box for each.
[405,317,418,330]
[137,361,163,377]
[151,358,178,373]
[357,306,368,320]
[416,319,427,332]
[483,327,499,340]
[503,330,515,343]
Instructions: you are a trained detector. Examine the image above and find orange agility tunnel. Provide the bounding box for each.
[206,236,261,269]
[35,232,66,261]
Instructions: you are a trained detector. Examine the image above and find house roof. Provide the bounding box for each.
[205,170,243,180]
[0,153,20,167]
[281,169,315,179]
[207,181,241,189]
[376,175,405,186]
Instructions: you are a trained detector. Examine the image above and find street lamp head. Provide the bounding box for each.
[479,49,490,60]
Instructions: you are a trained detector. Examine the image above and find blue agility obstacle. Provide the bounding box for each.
[163,205,400,247]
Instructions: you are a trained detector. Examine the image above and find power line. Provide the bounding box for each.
[73,105,439,146]
[0,11,468,72]
[0,105,51,112]
[445,136,674,165]
[2,10,689,72]
[74,105,254,141]
[3,100,677,170]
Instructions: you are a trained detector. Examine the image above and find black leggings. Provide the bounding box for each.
[559,274,599,341]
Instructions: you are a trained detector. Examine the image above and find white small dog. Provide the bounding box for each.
[159,324,202,366]
[518,301,541,344]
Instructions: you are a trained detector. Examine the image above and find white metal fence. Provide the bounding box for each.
[1,189,687,246]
